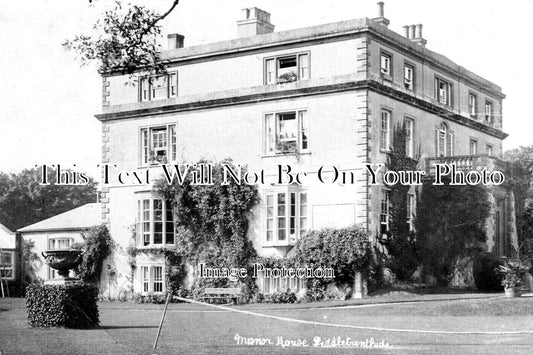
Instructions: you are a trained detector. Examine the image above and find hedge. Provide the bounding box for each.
[26,284,99,328]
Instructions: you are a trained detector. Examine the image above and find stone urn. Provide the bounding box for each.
[42,249,84,279]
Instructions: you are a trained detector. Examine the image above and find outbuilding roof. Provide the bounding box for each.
[18,203,101,233]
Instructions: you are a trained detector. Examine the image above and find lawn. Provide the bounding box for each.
[1,293,532,354]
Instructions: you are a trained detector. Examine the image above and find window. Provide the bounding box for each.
[0,251,14,279]
[380,109,391,151]
[380,190,390,234]
[435,123,454,157]
[485,101,494,124]
[470,139,478,155]
[468,93,478,118]
[407,194,415,232]
[487,144,493,156]
[380,52,392,77]
[435,77,453,106]
[405,118,414,158]
[265,190,307,245]
[137,199,175,247]
[264,110,308,154]
[139,265,165,293]
[404,64,414,90]
[261,273,305,294]
[140,124,177,165]
[264,53,310,84]
[140,72,178,102]
[48,238,73,250]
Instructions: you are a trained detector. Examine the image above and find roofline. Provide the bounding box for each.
[17,226,97,234]
[101,17,504,98]
[0,223,14,235]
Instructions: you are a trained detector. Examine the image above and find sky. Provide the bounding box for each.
[0,0,532,178]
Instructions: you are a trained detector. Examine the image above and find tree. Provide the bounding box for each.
[503,146,533,260]
[0,168,97,231]
[64,0,180,76]
[415,179,491,286]
[382,122,419,281]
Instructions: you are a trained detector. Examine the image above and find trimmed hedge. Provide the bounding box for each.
[26,284,99,328]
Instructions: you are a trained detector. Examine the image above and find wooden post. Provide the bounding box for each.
[153,292,172,350]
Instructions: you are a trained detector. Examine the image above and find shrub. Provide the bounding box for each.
[294,225,371,300]
[263,290,297,304]
[26,284,99,328]
[473,252,503,291]
[74,225,113,283]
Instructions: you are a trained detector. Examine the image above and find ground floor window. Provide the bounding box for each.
[260,273,305,294]
[137,199,175,247]
[139,265,165,293]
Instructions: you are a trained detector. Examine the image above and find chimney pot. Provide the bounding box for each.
[372,1,390,27]
[167,33,184,49]
[403,25,410,38]
[416,24,423,39]
[409,25,416,39]
[377,1,385,17]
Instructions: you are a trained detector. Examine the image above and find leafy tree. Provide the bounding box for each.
[64,0,180,76]
[415,178,491,286]
[503,146,533,261]
[382,122,419,281]
[0,168,97,231]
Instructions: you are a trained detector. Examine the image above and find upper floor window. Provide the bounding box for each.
[486,144,493,156]
[264,110,308,155]
[140,124,177,165]
[137,199,175,247]
[435,77,453,106]
[380,52,392,78]
[468,93,478,118]
[404,63,414,90]
[405,118,414,158]
[140,72,178,102]
[265,189,307,245]
[485,100,494,124]
[0,251,14,279]
[470,139,478,155]
[380,109,391,151]
[435,122,454,157]
[265,53,310,84]
[48,238,73,250]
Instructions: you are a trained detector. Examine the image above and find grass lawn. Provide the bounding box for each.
[1,293,533,354]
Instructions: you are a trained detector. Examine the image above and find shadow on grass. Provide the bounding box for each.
[100,325,159,330]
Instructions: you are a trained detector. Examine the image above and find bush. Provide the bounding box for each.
[26,284,99,328]
[132,293,168,304]
[474,252,503,291]
[263,290,297,304]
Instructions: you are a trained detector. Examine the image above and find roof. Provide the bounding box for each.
[18,203,102,233]
[0,223,15,249]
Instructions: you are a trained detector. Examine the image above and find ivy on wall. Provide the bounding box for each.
[74,225,113,283]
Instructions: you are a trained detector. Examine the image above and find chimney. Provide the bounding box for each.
[167,33,185,49]
[372,2,390,27]
[237,7,274,38]
[411,24,427,47]
[403,25,410,38]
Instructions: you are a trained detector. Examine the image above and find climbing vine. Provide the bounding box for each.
[74,225,113,283]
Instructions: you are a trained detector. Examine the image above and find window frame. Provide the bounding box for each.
[485,100,494,124]
[403,62,415,91]
[435,76,453,107]
[264,109,309,155]
[470,139,478,156]
[47,237,73,250]
[380,51,393,79]
[380,109,392,151]
[139,71,178,102]
[0,250,14,280]
[136,198,175,247]
[468,92,478,119]
[264,187,308,246]
[138,264,165,294]
[139,124,177,166]
[380,190,390,235]
[486,144,493,157]
[435,122,454,157]
[405,117,415,158]
[407,194,415,232]
[264,51,311,85]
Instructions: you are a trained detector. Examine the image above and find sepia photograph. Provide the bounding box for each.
[1,0,532,354]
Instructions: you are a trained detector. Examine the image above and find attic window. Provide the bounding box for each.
[265,53,310,84]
